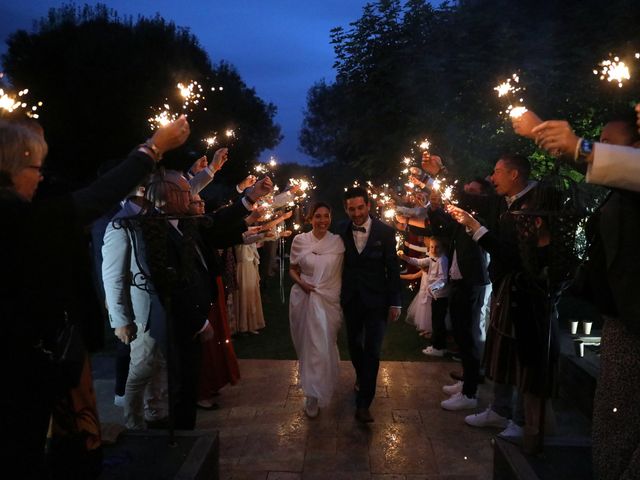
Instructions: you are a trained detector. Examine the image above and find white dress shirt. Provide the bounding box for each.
[352,216,372,254]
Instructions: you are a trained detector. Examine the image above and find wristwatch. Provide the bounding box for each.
[575,138,593,163]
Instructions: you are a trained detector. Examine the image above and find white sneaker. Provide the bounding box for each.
[422,346,445,357]
[304,396,319,418]
[114,395,125,407]
[498,420,524,439]
[442,381,463,395]
[441,392,478,411]
[465,406,509,428]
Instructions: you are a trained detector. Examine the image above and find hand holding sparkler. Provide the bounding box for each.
[247,176,274,202]
[147,115,190,160]
[511,110,543,139]
[421,152,444,176]
[446,205,482,234]
[260,209,293,232]
[530,120,582,161]
[245,205,267,225]
[189,155,209,175]
[211,148,229,172]
[238,174,257,191]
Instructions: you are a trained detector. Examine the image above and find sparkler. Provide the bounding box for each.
[0,81,43,119]
[494,73,528,119]
[593,54,632,88]
[148,81,206,130]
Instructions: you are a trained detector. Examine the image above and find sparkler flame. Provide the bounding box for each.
[0,81,43,119]
[594,55,632,88]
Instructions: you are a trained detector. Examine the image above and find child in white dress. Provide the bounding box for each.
[399,236,450,356]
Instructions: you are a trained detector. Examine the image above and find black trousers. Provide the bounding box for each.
[430,296,449,350]
[343,295,388,409]
[449,280,484,397]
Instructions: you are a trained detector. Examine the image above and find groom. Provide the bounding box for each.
[340,186,402,423]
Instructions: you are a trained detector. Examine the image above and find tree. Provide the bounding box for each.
[2,3,281,185]
[300,0,640,182]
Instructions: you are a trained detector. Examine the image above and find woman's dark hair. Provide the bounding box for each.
[306,201,332,223]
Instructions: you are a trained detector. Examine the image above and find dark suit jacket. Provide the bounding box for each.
[339,217,402,309]
[587,190,640,333]
[151,196,248,344]
[428,208,489,286]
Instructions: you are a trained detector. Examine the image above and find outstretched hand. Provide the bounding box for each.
[531,120,580,159]
[211,148,229,172]
[511,110,543,139]
[150,115,190,157]
[446,204,481,234]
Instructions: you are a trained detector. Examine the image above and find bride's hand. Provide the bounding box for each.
[299,280,316,294]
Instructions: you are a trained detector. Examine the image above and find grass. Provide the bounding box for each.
[231,269,431,362]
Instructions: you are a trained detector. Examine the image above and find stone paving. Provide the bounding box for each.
[97,358,498,479]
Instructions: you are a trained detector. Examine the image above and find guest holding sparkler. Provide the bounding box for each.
[514,110,640,479]
[288,202,345,418]
[0,115,190,477]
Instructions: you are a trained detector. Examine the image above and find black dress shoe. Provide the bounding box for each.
[355,408,374,423]
[146,418,170,429]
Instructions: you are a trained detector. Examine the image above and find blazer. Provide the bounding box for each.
[428,208,489,287]
[339,217,402,309]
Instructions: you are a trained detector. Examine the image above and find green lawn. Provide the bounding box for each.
[231,271,431,362]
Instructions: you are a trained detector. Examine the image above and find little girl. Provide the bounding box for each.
[399,236,450,356]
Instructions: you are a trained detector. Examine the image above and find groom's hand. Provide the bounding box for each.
[388,306,401,322]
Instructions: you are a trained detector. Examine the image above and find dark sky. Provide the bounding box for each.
[0,0,376,164]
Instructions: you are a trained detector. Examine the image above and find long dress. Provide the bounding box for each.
[405,255,449,333]
[289,231,345,408]
[234,243,265,333]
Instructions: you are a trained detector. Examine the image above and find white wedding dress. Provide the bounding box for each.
[289,231,345,407]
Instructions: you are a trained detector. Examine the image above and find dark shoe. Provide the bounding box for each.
[449,371,485,384]
[355,408,374,423]
[146,418,170,430]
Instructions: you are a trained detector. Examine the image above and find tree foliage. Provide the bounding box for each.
[300,0,640,181]
[2,3,281,185]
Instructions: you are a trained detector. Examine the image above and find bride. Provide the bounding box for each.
[288,202,345,418]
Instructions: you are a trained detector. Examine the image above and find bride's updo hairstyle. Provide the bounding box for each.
[305,201,332,223]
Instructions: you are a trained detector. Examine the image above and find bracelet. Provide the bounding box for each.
[144,139,163,160]
[137,144,157,161]
[573,138,584,162]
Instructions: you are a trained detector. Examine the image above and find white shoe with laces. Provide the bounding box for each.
[441,392,478,411]
[498,420,524,439]
[442,381,463,395]
[464,406,509,428]
[422,346,445,357]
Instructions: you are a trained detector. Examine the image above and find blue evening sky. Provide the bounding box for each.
[0,0,381,164]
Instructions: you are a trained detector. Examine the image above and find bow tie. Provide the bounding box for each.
[352,225,366,233]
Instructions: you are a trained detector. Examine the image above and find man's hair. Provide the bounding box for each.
[145,169,186,209]
[0,119,48,184]
[470,176,493,194]
[499,154,531,181]
[343,186,369,204]
[604,112,640,145]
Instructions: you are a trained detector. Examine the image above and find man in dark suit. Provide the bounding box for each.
[427,208,490,410]
[153,171,274,429]
[340,186,402,423]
